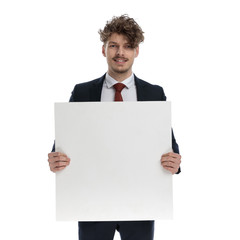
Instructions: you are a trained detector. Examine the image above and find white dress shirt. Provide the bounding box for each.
[100,73,137,102]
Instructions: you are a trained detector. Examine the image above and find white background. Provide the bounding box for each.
[0,0,239,240]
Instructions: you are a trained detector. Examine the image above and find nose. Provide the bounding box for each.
[116,46,124,56]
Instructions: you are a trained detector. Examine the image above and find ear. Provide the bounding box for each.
[102,45,106,57]
[135,46,139,58]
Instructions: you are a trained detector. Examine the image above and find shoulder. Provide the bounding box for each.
[73,76,104,91]
[70,74,105,102]
[136,77,164,89]
[134,75,166,101]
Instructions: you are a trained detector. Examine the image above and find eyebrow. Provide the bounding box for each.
[108,41,130,45]
[108,41,118,44]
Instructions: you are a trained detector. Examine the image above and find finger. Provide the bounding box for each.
[161,160,177,168]
[161,159,180,166]
[48,152,68,158]
[167,152,180,158]
[50,166,67,172]
[49,160,70,170]
[52,156,70,162]
[162,152,181,159]
[161,157,176,164]
[49,155,68,163]
[161,154,181,164]
[48,155,70,164]
[162,162,179,173]
[48,157,62,164]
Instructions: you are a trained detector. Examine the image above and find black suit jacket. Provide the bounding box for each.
[53,74,181,174]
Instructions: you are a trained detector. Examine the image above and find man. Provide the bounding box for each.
[48,15,181,240]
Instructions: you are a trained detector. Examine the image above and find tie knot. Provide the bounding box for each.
[113,83,126,93]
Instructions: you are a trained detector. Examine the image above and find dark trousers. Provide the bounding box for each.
[78,221,154,240]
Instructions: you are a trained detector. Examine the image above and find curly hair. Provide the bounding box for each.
[98,15,144,48]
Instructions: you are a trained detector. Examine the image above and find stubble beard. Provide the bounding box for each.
[113,67,130,74]
[111,61,133,75]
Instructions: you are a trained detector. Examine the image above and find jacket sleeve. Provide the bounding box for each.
[172,130,181,174]
[163,88,181,174]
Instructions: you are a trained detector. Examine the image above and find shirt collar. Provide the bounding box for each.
[105,72,135,89]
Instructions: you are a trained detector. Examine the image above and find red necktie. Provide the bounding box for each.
[113,83,126,101]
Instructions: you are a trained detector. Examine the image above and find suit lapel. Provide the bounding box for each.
[134,75,146,101]
[89,74,106,101]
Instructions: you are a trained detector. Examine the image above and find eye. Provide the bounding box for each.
[109,44,116,48]
[125,45,132,49]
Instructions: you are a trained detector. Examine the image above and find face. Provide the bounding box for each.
[102,33,139,79]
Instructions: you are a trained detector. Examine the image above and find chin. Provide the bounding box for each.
[113,67,130,74]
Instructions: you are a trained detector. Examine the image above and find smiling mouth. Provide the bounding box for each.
[113,58,128,63]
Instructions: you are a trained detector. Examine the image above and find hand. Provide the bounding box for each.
[48,152,70,173]
[161,152,181,174]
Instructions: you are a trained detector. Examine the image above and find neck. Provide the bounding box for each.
[107,70,133,82]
